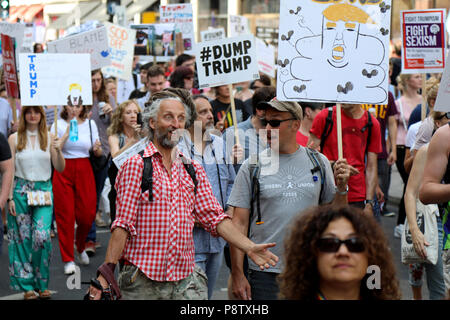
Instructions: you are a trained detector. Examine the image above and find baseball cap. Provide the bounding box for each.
[257,98,303,120]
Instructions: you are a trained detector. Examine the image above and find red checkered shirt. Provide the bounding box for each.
[112,141,229,282]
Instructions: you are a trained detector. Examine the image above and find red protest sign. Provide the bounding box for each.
[1,34,20,99]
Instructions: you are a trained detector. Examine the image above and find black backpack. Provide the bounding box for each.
[248,147,327,233]
[138,150,197,201]
[320,107,373,156]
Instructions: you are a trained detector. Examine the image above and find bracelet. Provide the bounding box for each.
[335,185,348,195]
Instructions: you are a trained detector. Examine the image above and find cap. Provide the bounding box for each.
[257,98,303,120]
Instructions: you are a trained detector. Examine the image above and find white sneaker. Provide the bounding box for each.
[76,250,90,265]
[64,261,76,275]
[394,224,404,239]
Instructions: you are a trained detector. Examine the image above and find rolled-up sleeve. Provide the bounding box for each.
[193,162,230,237]
[111,155,143,237]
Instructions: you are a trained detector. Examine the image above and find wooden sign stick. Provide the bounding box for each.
[336,103,343,160]
[54,106,58,135]
[421,74,427,121]
[9,98,17,123]
[228,84,240,145]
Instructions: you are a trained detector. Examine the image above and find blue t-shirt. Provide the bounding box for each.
[408,103,429,129]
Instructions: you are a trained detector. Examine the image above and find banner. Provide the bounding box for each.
[277,0,391,105]
[401,9,447,74]
[160,4,195,54]
[256,37,275,78]
[1,34,19,99]
[200,28,226,42]
[229,15,250,37]
[434,53,450,112]
[47,26,111,70]
[18,53,93,106]
[102,22,136,81]
[131,24,176,57]
[195,35,259,89]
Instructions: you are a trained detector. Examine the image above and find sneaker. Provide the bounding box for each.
[64,261,76,275]
[76,250,90,265]
[394,224,404,239]
[382,211,396,217]
[95,212,107,228]
[85,241,96,257]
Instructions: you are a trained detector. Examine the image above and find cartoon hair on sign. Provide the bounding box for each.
[67,83,84,106]
[277,0,391,104]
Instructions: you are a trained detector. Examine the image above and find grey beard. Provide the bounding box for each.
[156,129,178,149]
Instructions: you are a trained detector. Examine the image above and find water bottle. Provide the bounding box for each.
[69,119,78,142]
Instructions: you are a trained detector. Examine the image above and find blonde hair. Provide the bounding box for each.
[107,100,141,136]
[396,74,416,94]
[425,77,440,106]
[17,106,48,152]
[322,3,375,24]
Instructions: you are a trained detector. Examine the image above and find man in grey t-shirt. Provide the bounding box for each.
[227,99,350,300]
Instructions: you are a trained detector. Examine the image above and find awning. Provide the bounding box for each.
[8,4,43,23]
[45,2,101,31]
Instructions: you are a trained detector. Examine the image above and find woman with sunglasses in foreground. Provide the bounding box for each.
[279,205,401,300]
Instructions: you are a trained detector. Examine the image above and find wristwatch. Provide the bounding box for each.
[364,199,376,207]
[335,185,348,195]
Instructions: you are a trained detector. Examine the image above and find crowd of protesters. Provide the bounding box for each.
[0,41,448,302]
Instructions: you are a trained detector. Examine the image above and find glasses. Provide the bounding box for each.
[316,237,365,253]
[435,112,450,121]
[261,118,296,127]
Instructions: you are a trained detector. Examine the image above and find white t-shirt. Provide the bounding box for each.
[51,119,100,159]
[405,121,421,149]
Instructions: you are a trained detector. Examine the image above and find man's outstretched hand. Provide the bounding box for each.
[247,243,278,270]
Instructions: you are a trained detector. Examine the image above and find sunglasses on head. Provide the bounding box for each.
[316,237,365,253]
[260,118,296,127]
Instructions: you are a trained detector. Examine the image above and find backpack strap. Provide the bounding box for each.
[361,111,373,157]
[305,147,326,204]
[182,160,198,195]
[320,107,334,151]
[139,150,154,201]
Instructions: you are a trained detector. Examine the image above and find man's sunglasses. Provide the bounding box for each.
[261,118,296,127]
[316,237,365,253]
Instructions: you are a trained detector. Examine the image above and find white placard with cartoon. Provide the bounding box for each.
[229,15,250,37]
[277,0,392,105]
[18,53,93,106]
[256,37,275,78]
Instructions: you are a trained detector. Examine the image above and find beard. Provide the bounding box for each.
[155,126,180,149]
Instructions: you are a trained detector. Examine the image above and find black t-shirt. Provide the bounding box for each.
[129,89,147,100]
[0,133,11,161]
[211,98,250,130]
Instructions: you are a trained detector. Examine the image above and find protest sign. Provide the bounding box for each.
[130,24,176,57]
[101,22,136,81]
[18,53,93,106]
[276,0,391,105]
[229,15,250,38]
[113,138,148,169]
[1,34,19,100]
[256,37,275,78]
[434,53,450,112]
[400,9,447,74]
[47,26,111,70]
[21,23,34,53]
[160,4,195,54]
[195,34,259,89]
[0,22,25,59]
[200,28,226,42]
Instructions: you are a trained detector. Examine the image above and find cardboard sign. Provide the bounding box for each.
[47,26,111,70]
[0,22,25,59]
[160,4,195,54]
[101,22,136,81]
[256,37,275,78]
[130,24,176,57]
[434,53,450,112]
[195,35,259,89]
[18,53,93,106]
[229,15,250,37]
[200,28,226,42]
[401,9,447,74]
[277,0,391,105]
[1,34,19,99]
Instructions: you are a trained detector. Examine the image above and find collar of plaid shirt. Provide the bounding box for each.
[113,141,227,282]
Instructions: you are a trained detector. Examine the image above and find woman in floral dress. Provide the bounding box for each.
[7,106,65,300]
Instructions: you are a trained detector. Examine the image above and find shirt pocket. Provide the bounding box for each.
[180,172,195,213]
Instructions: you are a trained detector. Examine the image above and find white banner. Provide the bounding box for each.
[434,52,450,112]
[101,22,136,81]
[19,53,93,106]
[256,37,275,78]
[160,4,195,54]
[229,15,250,38]
[277,0,391,105]
[195,35,259,89]
[47,26,111,70]
[200,28,225,42]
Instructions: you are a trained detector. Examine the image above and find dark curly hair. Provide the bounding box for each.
[169,66,194,89]
[278,205,401,300]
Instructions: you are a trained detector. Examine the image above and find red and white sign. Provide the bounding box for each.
[1,34,19,99]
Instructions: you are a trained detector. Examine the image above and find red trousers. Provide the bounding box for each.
[53,158,97,262]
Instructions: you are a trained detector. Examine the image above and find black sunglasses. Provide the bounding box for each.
[261,118,296,127]
[316,237,365,253]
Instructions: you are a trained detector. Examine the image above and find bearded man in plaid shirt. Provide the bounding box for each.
[88,91,278,300]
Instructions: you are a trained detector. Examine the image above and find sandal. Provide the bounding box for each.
[24,291,38,300]
[39,290,52,299]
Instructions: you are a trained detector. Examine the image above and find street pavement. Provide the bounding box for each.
[0,164,430,300]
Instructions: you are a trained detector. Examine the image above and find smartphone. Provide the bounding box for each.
[137,112,143,126]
